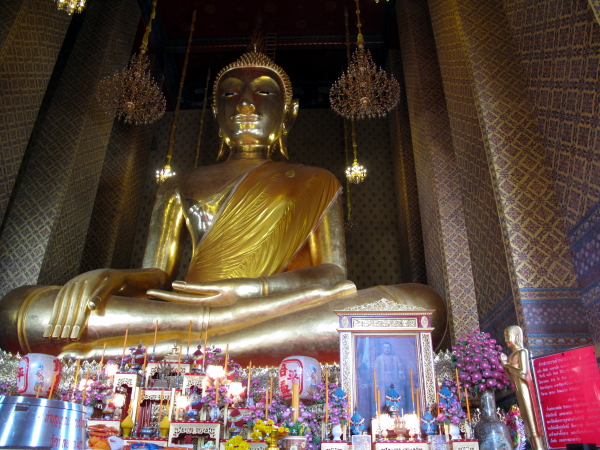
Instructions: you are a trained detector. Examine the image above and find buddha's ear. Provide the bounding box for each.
[284,99,300,133]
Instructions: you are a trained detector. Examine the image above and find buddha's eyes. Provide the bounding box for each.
[257,90,272,95]
[223,92,236,97]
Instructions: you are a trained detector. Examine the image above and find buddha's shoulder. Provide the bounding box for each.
[272,162,341,185]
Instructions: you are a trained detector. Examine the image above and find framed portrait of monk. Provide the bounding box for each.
[355,335,418,422]
[335,299,437,435]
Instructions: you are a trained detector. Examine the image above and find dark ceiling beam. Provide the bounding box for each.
[138,0,179,103]
[164,35,386,53]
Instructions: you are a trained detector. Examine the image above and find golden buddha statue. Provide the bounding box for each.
[501,326,545,450]
[0,51,447,366]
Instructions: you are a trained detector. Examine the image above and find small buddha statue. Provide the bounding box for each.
[0,51,447,365]
[500,326,545,450]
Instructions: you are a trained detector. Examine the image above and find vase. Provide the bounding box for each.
[331,423,343,441]
[265,432,283,450]
[282,436,307,450]
[474,390,512,450]
[449,423,461,440]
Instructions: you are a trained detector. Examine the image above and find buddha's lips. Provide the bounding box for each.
[232,114,262,122]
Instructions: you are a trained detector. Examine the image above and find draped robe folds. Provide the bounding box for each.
[186,161,342,283]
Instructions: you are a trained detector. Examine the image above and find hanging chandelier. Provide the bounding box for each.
[96,0,166,126]
[346,160,367,184]
[330,0,400,119]
[56,0,85,14]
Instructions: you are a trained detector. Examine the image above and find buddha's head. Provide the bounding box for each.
[213,51,299,159]
[504,325,523,349]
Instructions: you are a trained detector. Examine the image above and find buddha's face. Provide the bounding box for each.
[216,67,286,148]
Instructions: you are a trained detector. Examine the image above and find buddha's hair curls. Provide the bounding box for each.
[212,51,293,108]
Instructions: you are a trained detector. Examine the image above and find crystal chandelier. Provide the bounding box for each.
[96,0,166,126]
[56,0,85,14]
[330,0,400,119]
[155,164,175,184]
[346,160,366,184]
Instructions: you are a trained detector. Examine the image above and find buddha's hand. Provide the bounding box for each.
[500,353,508,364]
[44,269,127,340]
[147,277,263,307]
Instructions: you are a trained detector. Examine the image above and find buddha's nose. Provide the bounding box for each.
[237,101,255,114]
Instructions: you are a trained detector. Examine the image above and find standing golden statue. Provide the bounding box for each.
[501,325,546,450]
[0,51,447,365]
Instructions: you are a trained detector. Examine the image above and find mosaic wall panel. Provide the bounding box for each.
[129,108,408,291]
[80,122,153,272]
[502,0,600,232]
[0,0,71,223]
[502,0,600,351]
[396,0,479,341]
[428,0,516,345]
[387,50,427,285]
[0,0,141,297]
[442,0,590,354]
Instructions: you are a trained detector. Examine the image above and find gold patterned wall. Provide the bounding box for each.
[502,0,600,353]
[0,0,72,223]
[427,0,516,344]
[396,0,479,341]
[129,108,409,291]
[428,0,591,356]
[0,0,141,298]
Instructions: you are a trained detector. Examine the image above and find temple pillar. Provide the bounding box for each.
[0,0,72,222]
[428,0,591,356]
[387,50,427,285]
[0,0,141,298]
[79,122,153,272]
[396,0,479,341]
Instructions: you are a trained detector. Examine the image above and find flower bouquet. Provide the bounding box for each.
[436,381,467,426]
[452,329,511,393]
[225,435,250,450]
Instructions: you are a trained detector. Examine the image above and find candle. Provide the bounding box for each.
[153,320,158,350]
[416,388,420,418]
[292,382,300,422]
[122,328,129,361]
[48,374,58,399]
[82,369,90,404]
[455,368,462,402]
[410,369,414,403]
[142,344,149,374]
[99,343,107,373]
[187,320,192,351]
[158,390,164,422]
[436,386,440,416]
[264,388,269,420]
[224,344,229,375]
[135,388,143,427]
[269,376,273,400]
[377,388,381,419]
[325,370,329,423]
[177,344,182,374]
[73,359,81,390]
[246,361,252,399]
[202,331,208,372]
[215,378,220,405]
[373,370,378,409]
[464,387,471,421]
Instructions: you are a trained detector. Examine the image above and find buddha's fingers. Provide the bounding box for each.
[69,276,108,340]
[50,282,77,338]
[60,280,88,339]
[171,281,224,294]
[45,284,68,338]
[147,288,229,306]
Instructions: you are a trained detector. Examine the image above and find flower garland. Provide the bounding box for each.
[505,405,526,450]
[453,329,511,393]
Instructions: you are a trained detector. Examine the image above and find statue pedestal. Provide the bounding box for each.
[374,440,427,450]
[449,440,479,450]
[114,372,142,389]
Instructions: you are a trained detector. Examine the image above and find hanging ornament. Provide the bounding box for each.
[96,0,166,126]
[56,0,86,15]
[330,0,400,119]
